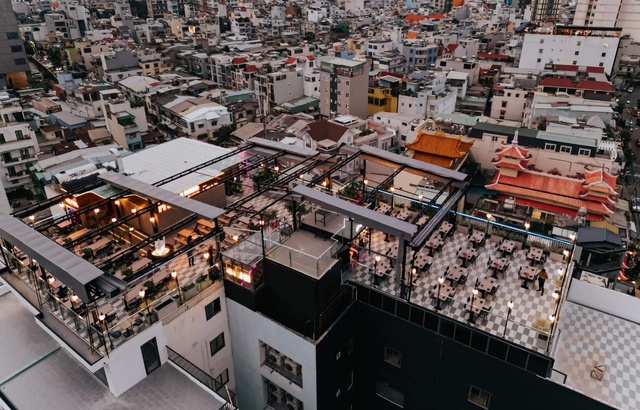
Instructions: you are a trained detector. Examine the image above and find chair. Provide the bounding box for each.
[106,312,117,324]
[110,330,122,340]
[458,274,468,286]
[487,285,500,301]
[479,306,491,324]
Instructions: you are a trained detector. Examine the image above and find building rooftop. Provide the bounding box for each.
[0,291,226,410]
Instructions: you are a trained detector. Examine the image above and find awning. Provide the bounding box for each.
[291,185,417,241]
[100,172,226,220]
[0,215,103,303]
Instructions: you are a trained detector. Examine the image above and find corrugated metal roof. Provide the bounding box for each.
[0,215,103,303]
[114,138,240,193]
[100,172,226,220]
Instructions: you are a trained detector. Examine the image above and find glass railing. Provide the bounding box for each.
[264,231,340,278]
[0,242,223,356]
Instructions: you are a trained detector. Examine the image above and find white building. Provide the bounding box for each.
[573,0,640,42]
[258,68,305,107]
[101,90,149,151]
[0,105,38,195]
[518,26,622,75]
[371,112,423,144]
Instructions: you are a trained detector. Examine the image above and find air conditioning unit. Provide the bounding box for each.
[267,381,284,403]
[267,347,284,366]
[284,358,301,375]
[286,398,302,410]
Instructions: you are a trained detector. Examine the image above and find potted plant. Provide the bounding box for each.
[82,248,92,260]
[122,268,133,278]
[144,280,156,298]
[181,282,198,301]
[260,209,278,225]
[284,199,310,230]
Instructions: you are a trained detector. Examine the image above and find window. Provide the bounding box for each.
[14,58,26,66]
[578,148,591,156]
[574,51,579,56]
[537,58,541,63]
[15,130,24,140]
[601,52,606,57]
[577,41,581,46]
[501,101,507,108]
[560,146,571,153]
[468,385,491,408]
[209,332,225,356]
[6,32,19,40]
[540,39,544,44]
[599,62,604,67]
[544,143,556,151]
[214,368,229,387]
[10,45,22,53]
[345,92,349,98]
[491,136,499,142]
[205,298,221,320]
[538,49,543,53]
[376,382,404,408]
[572,61,577,65]
[347,370,353,390]
[384,346,402,367]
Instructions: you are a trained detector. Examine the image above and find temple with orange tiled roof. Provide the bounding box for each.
[485,132,619,221]
[404,129,474,169]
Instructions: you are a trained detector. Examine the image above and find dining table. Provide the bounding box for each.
[499,239,515,254]
[467,297,489,321]
[413,253,433,271]
[426,236,443,255]
[434,284,455,303]
[519,265,539,289]
[439,222,453,236]
[88,237,112,253]
[446,265,466,285]
[489,257,509,277]
[478,276,497,297]
[395,210,411,221]
[528,247,544,263]
[470,230,486,246]
[375,203,391,215]
[459,248,477,266]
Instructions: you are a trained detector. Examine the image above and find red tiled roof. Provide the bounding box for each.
[405,14,427,22]
[539,77,575,88]
[379,72,404,79]
[497,144,528,159]
[427,13,446,20]
[497,195,605,221]
[494,160,526,170]
[285,57,296,64]
[232,57,247,64]
[447,44,459,52]
[245,64,257,73]
[306,55,315,61]
[553,64,580,72]
[585,168,617,188]
[489,182,613,215]
[477,52,509,60]
[575,80,614,92]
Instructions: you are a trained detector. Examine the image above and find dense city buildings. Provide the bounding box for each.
[0,0,638,409]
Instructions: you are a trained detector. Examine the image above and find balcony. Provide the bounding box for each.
[2,156,34,166]
[6,171,30,181]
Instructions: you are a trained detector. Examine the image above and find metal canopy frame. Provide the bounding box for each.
[291,185,416,241]
[0,215,103,303]
[343,145,468,186]
[100,172,226,220]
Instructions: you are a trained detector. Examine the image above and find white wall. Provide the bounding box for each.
[163,285,235,391]
[566,278,640,324]
[103,322,168,397]
[227,300,317,410]
[519,33,620,75]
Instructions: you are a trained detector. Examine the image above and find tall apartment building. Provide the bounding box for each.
[573,0,640,42]
[0,100,38,196]
[518,26,622,75]
[530,0,562,22]
[319,57,369,119]
[0,0,30,88]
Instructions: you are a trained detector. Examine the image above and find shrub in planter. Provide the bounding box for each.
[122,268,133,277]
[196,274,208,283]
[181,283,195,292]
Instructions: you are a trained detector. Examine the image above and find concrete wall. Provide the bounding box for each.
[227,299,317,410]
[103,322,169,397]
[163,284,235,391]
[567,278,640,324]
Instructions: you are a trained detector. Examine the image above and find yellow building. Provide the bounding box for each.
[404,129,474,169]
[367,87,398,115]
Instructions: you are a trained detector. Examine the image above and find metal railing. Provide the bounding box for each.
[166,346,236,409]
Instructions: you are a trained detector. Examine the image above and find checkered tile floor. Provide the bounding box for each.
[553,302,640,410]
[349,227,564,352]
